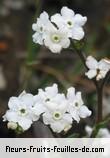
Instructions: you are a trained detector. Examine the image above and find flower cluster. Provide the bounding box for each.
[3,84,91,133]
[85,56,110,81]
[32,6,87,53]
[3,91,39,132]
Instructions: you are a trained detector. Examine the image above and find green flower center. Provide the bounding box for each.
[40,26,43,32]
[20,109,26,114]
[67,21,73,28]
[53,111,62,120]
[75,102,79,107]
[52,34,61,43]
[19,108,27,116]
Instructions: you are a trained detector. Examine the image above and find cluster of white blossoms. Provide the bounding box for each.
[85,126,110,138]
[3,84,91,133]
[85,56,110,81]
[32,6,87,53]
[3,91,39,131]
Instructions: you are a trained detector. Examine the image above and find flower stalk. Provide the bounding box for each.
[72,43,103,124]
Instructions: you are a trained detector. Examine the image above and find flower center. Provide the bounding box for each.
[67,21,73,28]
[52,34,61,43]
[75,102,79,107]
[40,26,43,32]
[74,102,80,108]
[45,98,50,102]
[20,109,26,113]
[53,111,62,120]
[19,108,27,116]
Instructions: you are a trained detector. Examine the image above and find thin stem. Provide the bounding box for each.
[96,87,103,123]
[75,49,88,69]
[73,47,103,123]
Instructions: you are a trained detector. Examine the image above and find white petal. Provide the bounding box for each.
[32,103,46,115]
[32,23,38,31]
[38,89,47,100]
[53,93,66,104]
[45,101,58,111]
[30,113,39,122]
[96,70,108,80]
[79,105,92,118]
[33,94,43,103]
[3,111,18,122]
[39,11,49,22]
[8,97,20,109]
[45,83,58,98]
[61,38,70,49]
[61,6,75,17]
[86,56,98,69]
[18,118,32,130]
[58,101,67,112]
[85,69,97,79]
[48,43,62,53]
[50,122,65,133]
[99,59,110,71]
[63,113,72,124]
[99,70,108,78]
[42,112,53,125]
[74,14,87,26]
[20,93,34,107]
[72,26,84,40]
[67,87,76,100]
[51,14,63,28]
[32,32,43,45]
[69,108,80,123]
[75,92,84,105]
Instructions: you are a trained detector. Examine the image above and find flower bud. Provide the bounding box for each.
[7,122,17,130]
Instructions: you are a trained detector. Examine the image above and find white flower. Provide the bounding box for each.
[67,87,91,123]
[85,126,110,138]
[51,6,87,40]
[32,11,51,45]
[44,23,70,53]
[3,91,39,131]
[33,83,72,133]
[85,56,110,81]
[42,94,72,133]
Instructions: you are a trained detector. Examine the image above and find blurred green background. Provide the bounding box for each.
[0,0,110,137]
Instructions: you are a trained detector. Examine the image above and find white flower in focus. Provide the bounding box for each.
[3,91,39,131]
[67,87,91,123]
[85,126,110,138]
[44,23,70,53]
[32,11,51,45]
[34,83,72,133]
[85,56,110,81]
[51,6,87,40]
[42,94,72,133]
